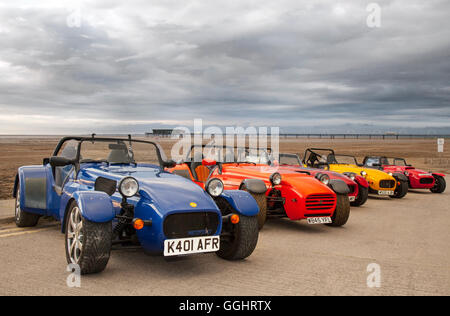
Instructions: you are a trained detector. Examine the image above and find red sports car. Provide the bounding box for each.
[276,153,370,207]
[363,156,446,193]
[168,145,352,230]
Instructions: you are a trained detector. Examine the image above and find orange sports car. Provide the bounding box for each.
[168,145,352,230]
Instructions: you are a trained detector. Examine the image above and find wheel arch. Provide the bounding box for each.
[61,192,115,233]
[218,190,260,217]
[13,173,19,198]
[328,179,350,195]
[354,175,369,188]
[239,179,267,194]
[392,173,408,182]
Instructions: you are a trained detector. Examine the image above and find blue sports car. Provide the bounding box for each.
[13,136,260,274]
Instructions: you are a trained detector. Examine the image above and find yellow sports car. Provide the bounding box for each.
[303,148,408,199]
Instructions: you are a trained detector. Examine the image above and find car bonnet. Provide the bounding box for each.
[81,165,218,213]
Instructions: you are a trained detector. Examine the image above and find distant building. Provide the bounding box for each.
[146,128,185,138]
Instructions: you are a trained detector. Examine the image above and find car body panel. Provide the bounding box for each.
[220,190,260,217]
[73,190,115,223]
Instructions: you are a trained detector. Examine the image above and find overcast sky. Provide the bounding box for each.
[0,0,449,134]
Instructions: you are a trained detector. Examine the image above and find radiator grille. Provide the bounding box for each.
[305,194,336,211]
[420,178,434,184]
[164,212,219,239]
[380,180,396,188]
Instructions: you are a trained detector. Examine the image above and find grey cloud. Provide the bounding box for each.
[0,0,449,134]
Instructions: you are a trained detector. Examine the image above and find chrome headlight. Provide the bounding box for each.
[270,173,282,186]
[319,174,330,185]
[343,172,356,181]
[361,171,367,177]
[316,173,330,185]
[206,178,224,197]
[119,177,139,198]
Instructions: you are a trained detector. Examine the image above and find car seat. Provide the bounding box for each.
[190,152,210,183]
[108,144,132,164]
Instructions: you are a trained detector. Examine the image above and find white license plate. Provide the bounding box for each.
[349,196,356,202]
[164,236,220,257]
[307,217,332,225]
[378,190,394,196]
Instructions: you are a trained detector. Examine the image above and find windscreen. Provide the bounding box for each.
[365,157,381,166]
[279,154,301,166]
[79,140,161,166]
[393,158,407,166]
[189,146,272,164]
[332,155,358,165]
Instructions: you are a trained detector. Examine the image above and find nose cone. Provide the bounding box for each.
[283,174,335,195]
[139,173,218,212]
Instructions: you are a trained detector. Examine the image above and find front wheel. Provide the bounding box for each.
[15,181,40,227]
[430,176,446,194]
[391,181,408,199]
[65,201,112,275]
[217,214,259,260]
[326,194,350,227]
[351,184,368,207]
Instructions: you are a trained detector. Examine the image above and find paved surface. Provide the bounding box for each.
[0,200,14,223]
[0,190,449,296]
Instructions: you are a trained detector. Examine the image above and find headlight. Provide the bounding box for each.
[316,173,330,185]
[343,172,356,181]
[404,171,409,176]
[388,172,393,176]
[270,173,282,186]
[319,174,330,185]
[119,177,139,198]
[361,171,367,177]
[206,178,224,197]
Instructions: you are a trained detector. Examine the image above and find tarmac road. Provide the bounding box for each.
[0,190,449,296]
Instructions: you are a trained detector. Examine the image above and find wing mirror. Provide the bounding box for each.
[49,156,74,167]
[202,159,217,167]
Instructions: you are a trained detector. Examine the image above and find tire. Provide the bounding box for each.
[327,194,350,227]
[14,181,40,227]
[217,215,259,261]
[65,201,112,275]
[430,176,446,194]
[391,181,408,199]
[240,186,267,230]
[214,197,259,261]
[351,184,368,207]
